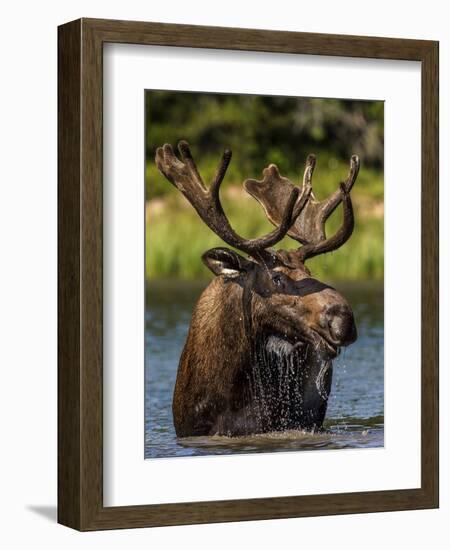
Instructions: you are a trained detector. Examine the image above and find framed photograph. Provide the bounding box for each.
[58,18,438,530]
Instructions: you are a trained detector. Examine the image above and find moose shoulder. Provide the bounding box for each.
[155,141,359,438]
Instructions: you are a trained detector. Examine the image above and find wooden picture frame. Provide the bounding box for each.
[58,18,439,530]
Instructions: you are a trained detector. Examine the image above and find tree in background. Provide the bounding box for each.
[146,91,383,198]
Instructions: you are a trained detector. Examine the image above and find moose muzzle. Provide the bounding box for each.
[321,304,357,346]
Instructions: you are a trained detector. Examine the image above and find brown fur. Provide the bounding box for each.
[173,278,249,436]
[173,257,357,437]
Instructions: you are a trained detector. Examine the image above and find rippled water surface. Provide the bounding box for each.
[145,280,384,458]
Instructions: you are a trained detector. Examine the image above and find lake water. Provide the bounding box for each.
[145,279,384,458]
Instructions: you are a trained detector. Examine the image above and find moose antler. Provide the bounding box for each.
[155,141,312,262]
[244,154,360,261]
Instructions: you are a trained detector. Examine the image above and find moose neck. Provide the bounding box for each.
[241,271,257,352]
[183,277,252,390]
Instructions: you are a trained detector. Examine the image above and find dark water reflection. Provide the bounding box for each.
[145,279,384,458]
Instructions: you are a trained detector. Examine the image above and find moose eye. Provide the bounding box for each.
[271,273,284,288]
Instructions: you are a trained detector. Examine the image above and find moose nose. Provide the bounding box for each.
[322,305,357,346]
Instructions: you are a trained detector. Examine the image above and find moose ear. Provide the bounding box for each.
[202,247,252,277]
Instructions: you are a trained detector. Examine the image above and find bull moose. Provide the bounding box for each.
[155,141,359,438]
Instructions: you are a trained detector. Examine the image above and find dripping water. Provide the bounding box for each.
[245,334,331,434]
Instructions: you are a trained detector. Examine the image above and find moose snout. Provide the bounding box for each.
[321,304,357,346]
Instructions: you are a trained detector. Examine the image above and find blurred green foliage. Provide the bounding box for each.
[146,91,383,199]
[145,91,384,280]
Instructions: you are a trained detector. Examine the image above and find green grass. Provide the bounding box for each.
[146,161,383,281]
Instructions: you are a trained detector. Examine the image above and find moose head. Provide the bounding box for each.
[155,141,359,437]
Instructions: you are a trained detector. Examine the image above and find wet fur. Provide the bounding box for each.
[173,276,333,437]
